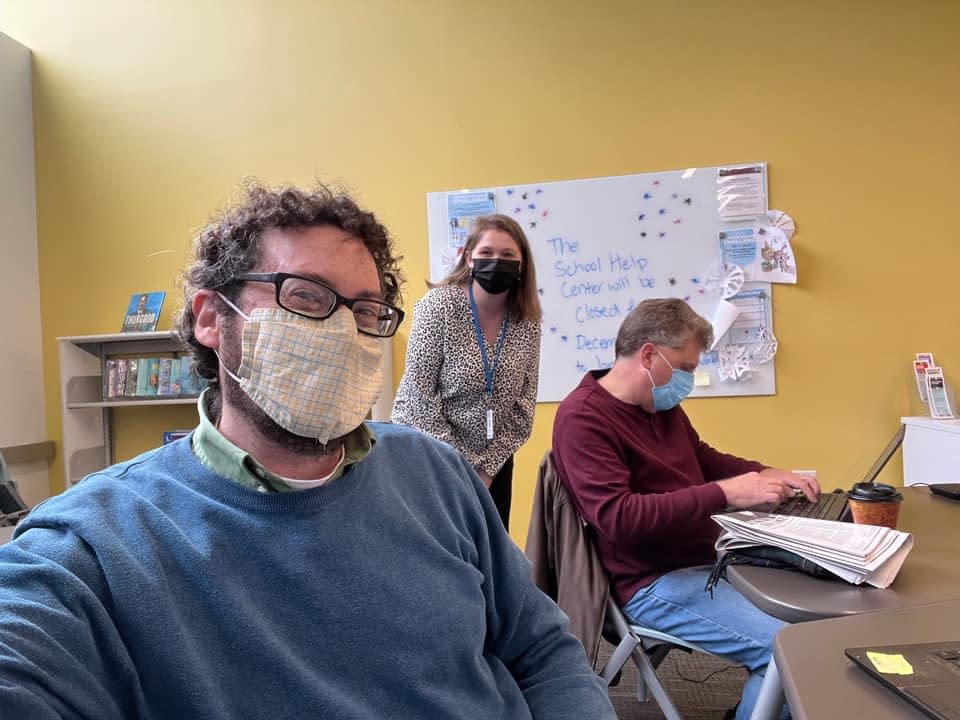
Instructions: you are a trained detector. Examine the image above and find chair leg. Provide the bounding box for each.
[600,635,639,685]
[749,656,784,720]
[630,646,683,720]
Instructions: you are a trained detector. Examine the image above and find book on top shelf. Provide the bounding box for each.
[120,291,165,333]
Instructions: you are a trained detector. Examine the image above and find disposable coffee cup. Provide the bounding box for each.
[846,482,904,529]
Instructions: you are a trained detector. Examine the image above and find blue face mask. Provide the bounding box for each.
[647,349,695,412]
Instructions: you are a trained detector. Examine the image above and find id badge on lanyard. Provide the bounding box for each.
[485,395,494,441]
[468,282,509,445]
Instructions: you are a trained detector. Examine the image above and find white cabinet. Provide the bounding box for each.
[901,416,960,487]
[58,332,198,486]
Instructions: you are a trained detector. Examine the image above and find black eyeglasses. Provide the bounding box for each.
[236,272,404,338]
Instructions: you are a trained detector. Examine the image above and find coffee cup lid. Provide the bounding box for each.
[847,482,904,502]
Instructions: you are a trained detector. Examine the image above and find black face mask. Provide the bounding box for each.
[471,258,521,295]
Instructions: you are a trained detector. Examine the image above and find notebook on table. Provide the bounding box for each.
[775,425,906,522]
[845,640,960,720]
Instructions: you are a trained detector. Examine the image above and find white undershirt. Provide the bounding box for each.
[274,444,346,490]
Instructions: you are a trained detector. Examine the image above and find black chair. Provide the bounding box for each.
[0,451,31,527]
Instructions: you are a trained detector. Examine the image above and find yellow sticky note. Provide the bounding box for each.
[694,369,711,387]
[867,651,914,676]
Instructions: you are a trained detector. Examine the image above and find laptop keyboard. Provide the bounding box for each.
[935,648,960,672]
[776,490,849,522]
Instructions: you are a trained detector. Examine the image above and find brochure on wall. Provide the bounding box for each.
[726,288,770,344]
[913,352,934,402]
[717,164,767,221]
[446,190,496,251]
[719,210,798,284]
[719,228,758,272]
[925,367,956,419]
[752,211,797,284]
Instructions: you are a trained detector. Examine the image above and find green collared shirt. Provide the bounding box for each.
[191,390,375,492]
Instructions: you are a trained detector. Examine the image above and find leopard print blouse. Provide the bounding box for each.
[391,284,541,476]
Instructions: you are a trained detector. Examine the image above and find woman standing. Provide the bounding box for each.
[392,214,542,530]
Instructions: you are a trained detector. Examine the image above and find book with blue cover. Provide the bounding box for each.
[142,358,160,396]
[179,359,200,396]
[168,358,182,397]
[156,358,173,396]
[121,291,165,333]
[161,430,191,445]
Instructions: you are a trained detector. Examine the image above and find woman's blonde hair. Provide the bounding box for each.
[431,213,542,323]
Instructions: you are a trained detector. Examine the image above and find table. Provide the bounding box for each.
[729,487,960,623]
[773,599,960,720]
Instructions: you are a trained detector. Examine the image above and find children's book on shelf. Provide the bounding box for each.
[103,359,119,399]
[124,358,139,396]
[120,291,165,333]
[115,360,128,399]
[157,358,173,396]
[142,358,160,397]
[135,358,150,396]
[168,357,182,397]
[180,359,200,396]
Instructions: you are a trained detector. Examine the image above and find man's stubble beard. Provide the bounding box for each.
[218,313,345,457]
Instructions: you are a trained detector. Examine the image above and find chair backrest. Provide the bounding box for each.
[526,449,610,669]
[0,451,30,524]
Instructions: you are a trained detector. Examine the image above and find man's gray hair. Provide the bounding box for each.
[614,298,713,358]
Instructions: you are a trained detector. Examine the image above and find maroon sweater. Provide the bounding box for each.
[552,371,764,606]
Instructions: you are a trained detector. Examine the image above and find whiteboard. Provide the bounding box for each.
[426,165,776,402]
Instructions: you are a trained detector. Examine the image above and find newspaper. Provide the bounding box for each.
[712,512,914,589]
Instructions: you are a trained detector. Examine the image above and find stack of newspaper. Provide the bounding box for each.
[711,512,914,589]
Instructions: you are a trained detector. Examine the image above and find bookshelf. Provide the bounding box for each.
[58,331,198,486]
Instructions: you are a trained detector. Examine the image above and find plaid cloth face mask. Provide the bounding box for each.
[217,294,383,444]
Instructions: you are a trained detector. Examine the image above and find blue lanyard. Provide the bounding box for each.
[467,282,509,396]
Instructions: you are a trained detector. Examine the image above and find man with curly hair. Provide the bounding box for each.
[0,181,615,719]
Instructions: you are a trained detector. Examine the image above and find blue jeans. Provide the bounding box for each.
[622,565,789,720]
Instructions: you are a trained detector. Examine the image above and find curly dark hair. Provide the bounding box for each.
[176,179,404,408]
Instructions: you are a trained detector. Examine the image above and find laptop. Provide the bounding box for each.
[775,425,906,522]
[845,641,960,720]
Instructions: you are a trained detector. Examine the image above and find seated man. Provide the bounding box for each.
[552,298,818,720]
[0,181,616,720]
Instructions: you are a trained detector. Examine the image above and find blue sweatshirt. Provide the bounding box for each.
[0,423,614,719]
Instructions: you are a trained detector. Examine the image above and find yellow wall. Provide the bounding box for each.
[2,1,958,548]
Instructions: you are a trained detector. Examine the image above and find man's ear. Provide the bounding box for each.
[637,342,658,369]
[192,290,222,351]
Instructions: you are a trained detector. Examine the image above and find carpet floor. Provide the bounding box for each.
[597,639,748,719]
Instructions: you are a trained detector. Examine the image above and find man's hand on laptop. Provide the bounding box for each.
[760,468,820,502]
[717,468,820,510]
